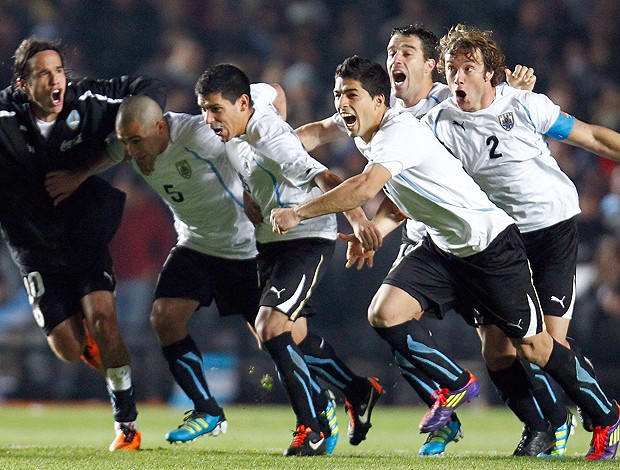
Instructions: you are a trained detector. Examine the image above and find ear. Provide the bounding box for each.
[238,94,251,111]
[374,94,385,109]
[424,57,436,75]
[16,77,27,91]
[485,69,494,83]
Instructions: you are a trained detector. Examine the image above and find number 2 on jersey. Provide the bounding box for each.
[486,135,503,159]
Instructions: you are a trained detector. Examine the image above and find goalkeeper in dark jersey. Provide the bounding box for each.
[0,36,166,451]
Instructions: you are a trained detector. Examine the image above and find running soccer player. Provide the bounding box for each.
[0,36,167,451]
[296,24,546,457]
[195,63,383,456]
[271,55,620,461]
[423,23,620,460]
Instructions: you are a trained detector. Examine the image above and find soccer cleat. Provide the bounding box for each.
[109,422,141,451]
[314,389,339,454]
[418,416,463,456]
[585,403,620,461]
[540,411,576,458]
[165,410,228,443]
[80,328,103,371]
[344,377,383,445]
[283,425,326,456]
[419,371,480,433]
[512,424,555,457]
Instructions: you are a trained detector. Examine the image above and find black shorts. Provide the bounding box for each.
[155,246,260,325]
[23,249,115,336]
[384,225,544,339]
[257,238,335,321]
[522,217,577,319]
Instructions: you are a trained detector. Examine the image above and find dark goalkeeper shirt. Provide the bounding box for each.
[0,75,166,272]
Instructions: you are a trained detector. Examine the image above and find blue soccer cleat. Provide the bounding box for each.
[418,416,463,456]
[323,389,339,454]
[165,410,228,443]
[540,410,576,458]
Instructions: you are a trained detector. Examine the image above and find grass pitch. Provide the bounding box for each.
[0,402,614,469]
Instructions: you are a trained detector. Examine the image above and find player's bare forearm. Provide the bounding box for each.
[567,119,620,161]
[45,153,117,206]
[372,196,408,238]
[296,117,339,152]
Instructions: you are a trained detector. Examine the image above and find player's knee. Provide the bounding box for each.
[87,307,119,339]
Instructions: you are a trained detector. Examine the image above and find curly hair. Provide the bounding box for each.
[437,24,505,86]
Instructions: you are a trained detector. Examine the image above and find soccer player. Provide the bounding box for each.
[195,63,383,456]
[270,55,620,461]
[423,23,620,460]
[46,87,370,453]
[109,92,357,451]
[0,37,167,451]
[296,24,543,457]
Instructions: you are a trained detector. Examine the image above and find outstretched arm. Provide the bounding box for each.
[563,118,620,161]
[296,117,342,151]
[313,170,382,251]
[271,163,391,233]
[340,196,408,270]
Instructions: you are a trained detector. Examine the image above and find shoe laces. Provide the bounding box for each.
[177,410,199,429]
[431,389,449,407]
[290,425,311,447]
[590,425,610,455]
[119,424,137,443]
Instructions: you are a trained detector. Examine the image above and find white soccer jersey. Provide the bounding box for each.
[355,108,514,257]
[423,88,580,233]
[392,82,452,118]
[226,87,337,244]
[109,112,257,259]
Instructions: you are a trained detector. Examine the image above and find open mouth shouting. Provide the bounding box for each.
[391,69,406,86]
[51,88,62,106]
[340,112,357,131]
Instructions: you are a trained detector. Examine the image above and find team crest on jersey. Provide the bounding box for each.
[498,112,514,131]
[66,110,81,130]
[176,159,192,179]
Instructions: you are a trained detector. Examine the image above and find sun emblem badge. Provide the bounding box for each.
[498,112,514,131]
[66,110,81,130]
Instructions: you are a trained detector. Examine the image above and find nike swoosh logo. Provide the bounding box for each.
[309,437,324,451]
[357,392,374,424]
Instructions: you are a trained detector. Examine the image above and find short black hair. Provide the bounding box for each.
[390,24,439,62]
[335,56,391,104]
[195,63,251,104]
[13,36,66,83]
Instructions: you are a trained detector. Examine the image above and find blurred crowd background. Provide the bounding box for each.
[0,0,619,408]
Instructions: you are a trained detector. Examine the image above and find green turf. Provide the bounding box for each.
[0,402,615,469]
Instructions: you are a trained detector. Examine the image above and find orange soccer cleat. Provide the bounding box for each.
[109,422,142,451]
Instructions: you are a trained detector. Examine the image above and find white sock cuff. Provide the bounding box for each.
[106,365,132,391]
